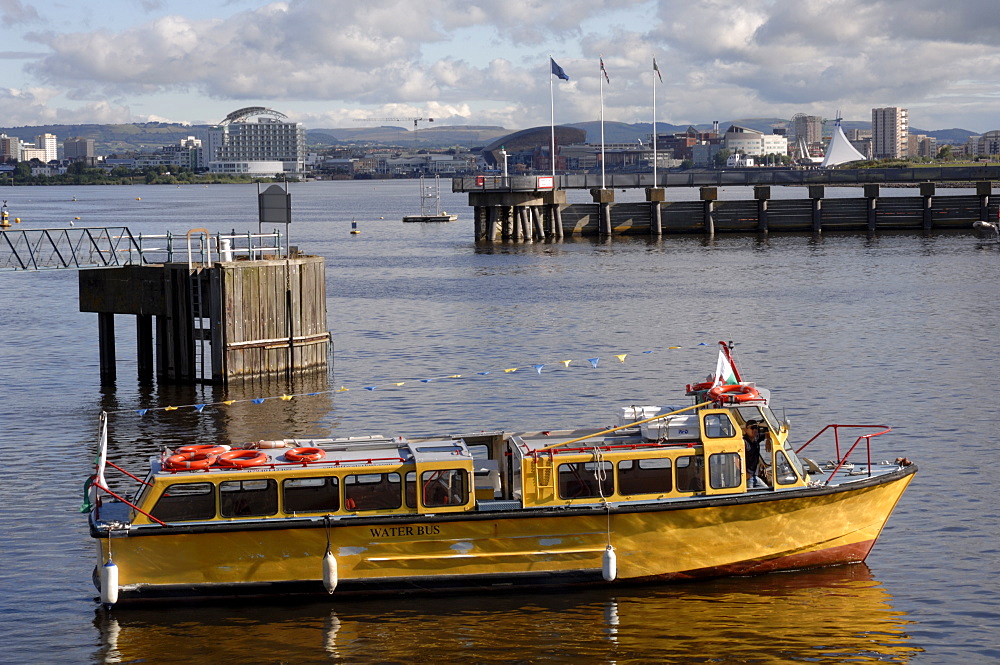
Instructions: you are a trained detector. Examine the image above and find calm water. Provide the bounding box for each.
[1,181,998,664]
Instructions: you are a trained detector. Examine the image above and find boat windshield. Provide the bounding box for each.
[734,405,781,432]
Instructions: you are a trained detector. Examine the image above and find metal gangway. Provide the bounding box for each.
[0,227,285,271]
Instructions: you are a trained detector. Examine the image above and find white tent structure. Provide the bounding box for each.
[821,120,867,168]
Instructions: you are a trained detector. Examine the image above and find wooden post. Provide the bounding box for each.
[865,184,879,234]
[98,312,116,383]
[755,186,770,232]
[136,313,153,382]
[700,187,717,236]
[647,187,664,236]
[920,182,935,232]
[809,185,824,233]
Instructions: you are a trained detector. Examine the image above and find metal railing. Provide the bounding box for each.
[453,165,1000,192]
[796,424,893,484]
[0,227,284,271]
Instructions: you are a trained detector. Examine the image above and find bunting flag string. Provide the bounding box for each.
[110,342,718,416]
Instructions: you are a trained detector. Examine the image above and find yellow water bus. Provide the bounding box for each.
[87,343,916,606]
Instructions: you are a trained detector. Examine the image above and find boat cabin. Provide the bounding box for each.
[123,399,810,528]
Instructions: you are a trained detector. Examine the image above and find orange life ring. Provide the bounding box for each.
[285,447,325,463]
[216,450,269,468]
[177,444,228,455]
[707,383,760,403]
[688,381,715,392]
[164,451,217,470]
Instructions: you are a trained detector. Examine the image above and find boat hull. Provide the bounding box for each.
[95,466,915,604]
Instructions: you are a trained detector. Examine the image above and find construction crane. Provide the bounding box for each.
[353,117,434,131]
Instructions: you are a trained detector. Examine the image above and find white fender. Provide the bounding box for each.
[323,550,338,593]
[100,559,119,606]
[602,545,617,582]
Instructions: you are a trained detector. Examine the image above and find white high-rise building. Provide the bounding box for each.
[205,107,306,176]
[36,133,58,162]
[871,107,908,159]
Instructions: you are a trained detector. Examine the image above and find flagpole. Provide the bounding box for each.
[652,58,658,187]
[600,57,606,190]
[549,57,556,182]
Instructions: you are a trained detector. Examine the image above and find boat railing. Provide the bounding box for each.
[795,424,892,484]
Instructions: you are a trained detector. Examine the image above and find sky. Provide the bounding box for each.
[1,0,999,133]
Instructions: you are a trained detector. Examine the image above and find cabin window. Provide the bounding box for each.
[557,461,613,500]
[774,451,799,485]
[421,469,470,507]
[151,482,216,522]
[703,413,736,438]
[405,471,417,508]
[618,458,672,495]
[467,444,490,461]
[283,476,340,513]
[344,472,402,511]
[709,453,743,489]
[675,455,705,492]
[220,479,278,517]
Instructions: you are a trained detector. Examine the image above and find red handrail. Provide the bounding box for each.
[91,477,168,527]
[796,424,892,484]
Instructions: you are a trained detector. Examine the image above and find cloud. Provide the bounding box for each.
[0,87,135,124]
[0,0,40,25]
[9,0,1000,131]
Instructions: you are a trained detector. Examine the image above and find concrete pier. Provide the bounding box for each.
[464,181,995,240]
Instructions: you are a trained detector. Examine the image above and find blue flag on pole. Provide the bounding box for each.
[550,57,569,81]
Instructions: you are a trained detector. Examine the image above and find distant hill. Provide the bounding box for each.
[309,124,509,147]
[0,119,982,155]
[0,122,205,154]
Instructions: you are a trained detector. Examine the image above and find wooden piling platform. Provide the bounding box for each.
[79,255,330,384]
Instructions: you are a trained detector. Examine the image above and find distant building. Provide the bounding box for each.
[36,133,58,162]
[871,107,908,159]
[205,107,306,176]
[792,114,824,147]
[965,130,1000,158]
[649,126,719,161]
[0,134,21,161]
[908,134,936,159]
[64,137,96,163]
[723,125,788,158]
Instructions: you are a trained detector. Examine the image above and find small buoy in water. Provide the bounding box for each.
[323,550,338,593]
[74,216,80,220]
[100,558,119,606]
[350,220,360,235]
[136,197,141,201]
[602,544,617,582]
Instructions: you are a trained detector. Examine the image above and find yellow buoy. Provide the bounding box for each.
[136,197,141,201]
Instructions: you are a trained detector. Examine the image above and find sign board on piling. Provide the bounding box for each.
[259,184,291,224]
[536,176,554,190]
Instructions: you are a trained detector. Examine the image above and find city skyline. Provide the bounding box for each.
[1,1,998,133]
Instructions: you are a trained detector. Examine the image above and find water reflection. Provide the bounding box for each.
[92,565,920,664]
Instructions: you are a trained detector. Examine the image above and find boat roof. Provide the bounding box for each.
[152,435,474,476]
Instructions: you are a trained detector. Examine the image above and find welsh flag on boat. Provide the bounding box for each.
[713,350,738,387]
